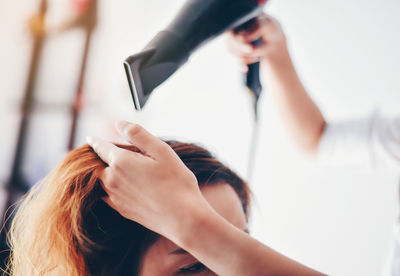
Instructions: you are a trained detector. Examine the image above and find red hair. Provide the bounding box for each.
[8,141,250,275]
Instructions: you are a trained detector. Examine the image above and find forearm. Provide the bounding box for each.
[176,203,325,276]
[262,49,326,155]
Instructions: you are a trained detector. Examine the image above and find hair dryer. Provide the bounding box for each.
[124,0,268,110]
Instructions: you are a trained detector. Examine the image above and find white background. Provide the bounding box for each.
[1,0,400,275]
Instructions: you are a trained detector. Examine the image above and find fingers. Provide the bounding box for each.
[226,31,261,65]
[226,15,276,64]
[98,166,136,214]
[242,52,262,65]
[226,31,253,54]
[242,15,278,43]
[241,25,264,44]
[87,136,145,168]
[98,166,118,192]
[87,136,121,165]
[115,120,175,161]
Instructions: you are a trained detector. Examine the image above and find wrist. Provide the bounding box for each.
[262,41,291,67]
[262,47,295,77]
[171,198,217,249]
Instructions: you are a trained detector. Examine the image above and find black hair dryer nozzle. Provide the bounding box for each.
[124,0,268,110]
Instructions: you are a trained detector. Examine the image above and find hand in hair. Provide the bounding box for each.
[88,121,326,276]
[87,121,210,243]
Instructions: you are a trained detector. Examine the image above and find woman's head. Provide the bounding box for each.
[9,141,250,276]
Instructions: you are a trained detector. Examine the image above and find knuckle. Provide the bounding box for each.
[112,153,124,165]
[107,176,120,190]
[110,152,128,168]
[184,170,197,183]
[153,141,169,154]
[125,124,143,137]
[109,151,119,165]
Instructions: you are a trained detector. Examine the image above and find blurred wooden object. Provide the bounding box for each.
[68,0,97,150]
[0,0,48,268]
[0,0,98,269]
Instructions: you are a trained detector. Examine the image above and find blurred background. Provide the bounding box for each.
[1,0,400,275]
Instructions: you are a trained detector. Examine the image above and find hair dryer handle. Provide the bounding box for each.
[246,38,263,100]
[234,17,263,101]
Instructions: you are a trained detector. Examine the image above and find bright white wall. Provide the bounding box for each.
[1,0,400,275]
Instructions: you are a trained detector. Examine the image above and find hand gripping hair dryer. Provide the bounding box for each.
[124,0,268,110]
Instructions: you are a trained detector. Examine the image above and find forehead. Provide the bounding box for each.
[200,183,247,229]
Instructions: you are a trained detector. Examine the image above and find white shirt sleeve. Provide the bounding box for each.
[317,112,400,169]
[318,112,400,276]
